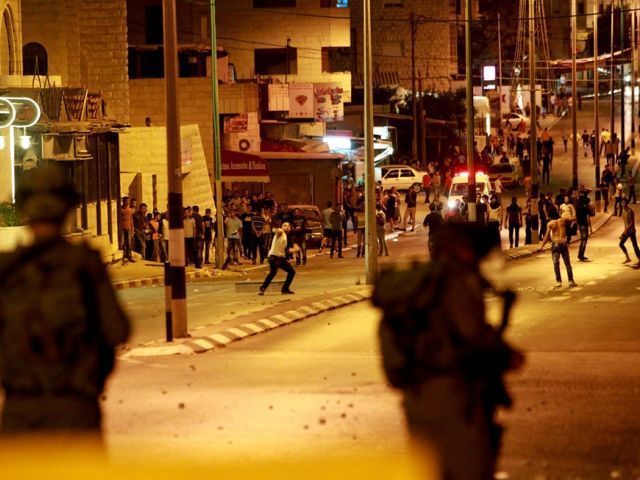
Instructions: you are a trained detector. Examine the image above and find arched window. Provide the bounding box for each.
[23,42,48,76]
[1,7,16,75]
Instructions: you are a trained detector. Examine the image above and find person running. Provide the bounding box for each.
[259,222,296,295]
[619,198,640,265]
[504,197,523,248]
[538,209,577,288]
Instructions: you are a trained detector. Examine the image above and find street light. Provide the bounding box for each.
[364,0,377,285]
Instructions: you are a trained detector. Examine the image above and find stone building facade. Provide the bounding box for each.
[21,0,130,122]
[349,0,452,92]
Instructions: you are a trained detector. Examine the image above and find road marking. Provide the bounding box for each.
[208,333,233,345]
[242,323,264,334]
[542,296,572,302]
[227,327,251,338]
[257,319,279,329]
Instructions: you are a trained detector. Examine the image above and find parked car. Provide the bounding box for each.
[487,162,520,188]
[375,165,426,192]
[502,112,530,128]
[288,204,323,246]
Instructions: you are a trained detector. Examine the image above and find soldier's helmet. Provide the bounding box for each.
[15,167,79,225]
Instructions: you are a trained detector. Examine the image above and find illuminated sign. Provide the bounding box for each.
[483,65,496,82]
[0,96,42,202]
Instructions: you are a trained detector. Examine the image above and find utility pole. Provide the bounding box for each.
[571,0,579,188]
[209,0,225,268]
[364,0,377,285]
[419,72,427,165]
[465,0,476,222]
[611,1,615,136]
[410,13,418,162]
[498,13,504,119]
[620,0,625,149]
[529,0,539,242]
[594,0,602,203]
[631,0,636,151]
[163,0,187,338]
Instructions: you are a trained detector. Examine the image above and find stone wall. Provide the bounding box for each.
[119,125,215,215]
[350,0,451,92]
[21,0,130,122]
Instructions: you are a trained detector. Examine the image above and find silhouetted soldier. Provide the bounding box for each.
[374,223,524,480]
[0,168,130,437]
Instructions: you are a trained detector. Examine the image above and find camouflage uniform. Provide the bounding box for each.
[0,167,130,435]
[374,224,522,480]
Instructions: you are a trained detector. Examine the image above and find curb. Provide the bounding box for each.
[121,290,371,358]
[112,268,219,290]
[111,231,403,290]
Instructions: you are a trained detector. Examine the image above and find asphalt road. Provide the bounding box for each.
[104,214,640,477]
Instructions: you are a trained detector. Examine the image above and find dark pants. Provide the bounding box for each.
[525,219,532,245]
[260,255,295,292]
[539,218,548,239]
[243,233,257,260]
[614,197,623,216]
[227,238,240,263]
[551,243,574,282]
[578,224,589,259]
[508,223,520,248]
[253,235,268,264]
[194,238,203,268]
[204,237,212,263]
[134,231,146,259]
[620,230,640,260]
[488,221,501,249]
[1,394,101,434]
[424,188,431,204]
[121,228,133,260]
[630,186,637,204]
[330,230,343,256]
[542,168,550,185]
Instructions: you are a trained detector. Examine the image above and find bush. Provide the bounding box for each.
[0,203,19,227]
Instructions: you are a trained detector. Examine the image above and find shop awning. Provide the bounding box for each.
[221,149,270,182]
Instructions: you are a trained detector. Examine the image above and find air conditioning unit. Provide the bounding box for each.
[224,132,260,153]
[42,134,93,160]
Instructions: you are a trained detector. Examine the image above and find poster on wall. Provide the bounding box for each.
[314,83,344,123]
[288,84,314,119]
[224,113,248,133]
[268,84,290,111]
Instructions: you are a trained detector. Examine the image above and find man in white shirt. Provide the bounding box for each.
[259,222,296,295]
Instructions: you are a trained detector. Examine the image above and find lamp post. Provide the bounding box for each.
[465,0,476,222]
[364,0,377,285]
[594,0,601,202]
[529,0,539,243]
[209,0,226,268]
[571,0,579,188]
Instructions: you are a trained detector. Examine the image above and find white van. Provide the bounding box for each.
[446,171,492,209]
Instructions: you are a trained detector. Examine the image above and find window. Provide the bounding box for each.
[253,0,296,7]
[145,6,163,44]
[577,1,586,28]
[400,169,414,178]
[384,169,399,179]
[254,47,297,75]
[322,47,350,73]
[381,41,404,58]
[321,0,349,6]
[384,0,404,7]
[23,42,48,75]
